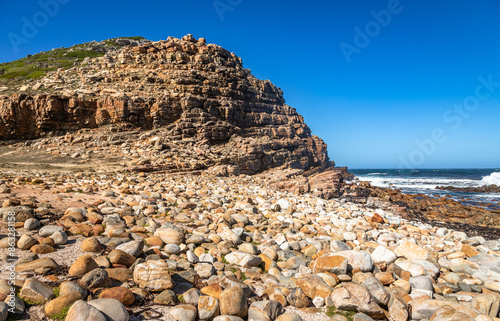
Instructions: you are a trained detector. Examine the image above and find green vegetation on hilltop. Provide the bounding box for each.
[0,46,104,81]
[0,36,146,82]
[121,36,146,40]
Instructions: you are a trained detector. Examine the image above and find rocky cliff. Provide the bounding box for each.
[0,34,333,176]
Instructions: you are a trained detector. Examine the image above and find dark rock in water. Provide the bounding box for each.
[436,185,500,194]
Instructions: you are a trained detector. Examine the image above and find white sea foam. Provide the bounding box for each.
[356,175,478,190]
[481,172,500,186]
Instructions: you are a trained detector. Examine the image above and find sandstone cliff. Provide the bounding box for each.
[0,35,334,176]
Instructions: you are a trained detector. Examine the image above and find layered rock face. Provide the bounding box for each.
[0,35,331,174]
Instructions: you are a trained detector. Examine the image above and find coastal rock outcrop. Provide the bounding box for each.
[0,35,330,175]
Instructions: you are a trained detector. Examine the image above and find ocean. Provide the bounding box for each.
[350,169,500,208]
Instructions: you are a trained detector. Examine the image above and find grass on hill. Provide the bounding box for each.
[0,36,145,82]
[0,46,104,81]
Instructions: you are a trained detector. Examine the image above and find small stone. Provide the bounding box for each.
[310,253,348,274]
[24,218,40,230]
[99,287,135,306]
[116,240,144,257]
[17,234,37,250]
[45,292,81,317]
[69,255,99,277]
[154,227,184,245]
[275,313,303,321]
[201,284,223,299]
[20,278,53,303]
[395,241,430,261]
[50,230,68,245]
[15,257,58,273]
[170,304,197,321]
[164,244,181,254]
[224,251,262,267]
[133,260,174,291]
[80,268,112,289]
[81,237,102,252]
[88,298,129,321]
[195,263,215,278]
[31,243,56,254]
[198,295,220,320]
[219,286,248,318]
[312,297,324,308]
[39,225,64,237]
[65,300,107,321]
[287,288,310,308]
[154,290,177,305]
[248,300,284,321]
[59,281,88,299]
[108,249,136,267]
[292,274,333,299]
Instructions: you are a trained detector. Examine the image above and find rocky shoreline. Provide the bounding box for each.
[0,33,499,321]
[0,169,500,321]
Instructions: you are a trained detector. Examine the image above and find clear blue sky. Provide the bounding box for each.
[1,0,500,169]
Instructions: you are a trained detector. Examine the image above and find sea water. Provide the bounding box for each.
[350,169,500,208]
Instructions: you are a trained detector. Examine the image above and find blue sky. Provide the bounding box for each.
[1,0,500,168]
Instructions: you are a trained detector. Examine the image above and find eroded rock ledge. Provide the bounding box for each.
[0,34,331,175]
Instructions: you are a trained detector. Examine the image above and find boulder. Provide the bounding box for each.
[198,295,220,320]
[19,278,53,303]
[310,253,348,274]
[292,274,333,299]
[133,260,174,291]
[69,255,99,277]
[335,250,373,272]
[219,286,248,318]
[88,298,129,321]
[224,251,262,267]
[170,304,197,321]
[65,300,107,321]
[248,300,284,321]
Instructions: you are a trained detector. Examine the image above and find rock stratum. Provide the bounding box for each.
[0,34,331,176]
